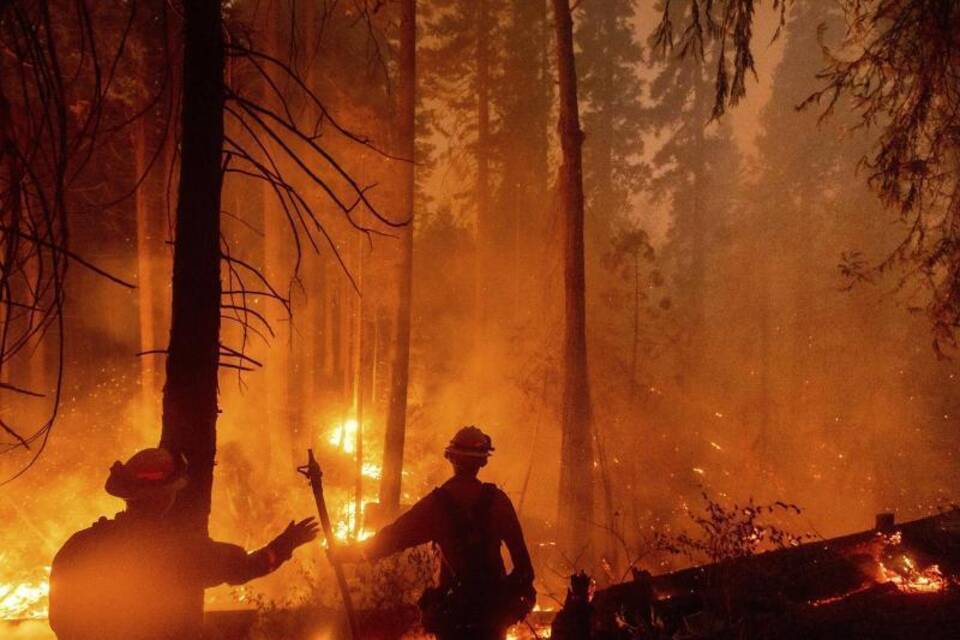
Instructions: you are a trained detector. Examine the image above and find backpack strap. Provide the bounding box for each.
[432,483,502,565]
[475,483,498,522]
[432,487,471,539]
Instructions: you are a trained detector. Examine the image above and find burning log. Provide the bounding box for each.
[584,509,960,639]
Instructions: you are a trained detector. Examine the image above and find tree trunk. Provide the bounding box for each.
[381,0,416,515]
[474,0,491,333]
[587,3,620,568]
[552,0,594,558]
[159,0,223,597]
[632,251,640,385]
[261,1,293,469]
[502,0,550,328]
[133,118,161,419]
[353,236,365,537]
[0,79,20,389]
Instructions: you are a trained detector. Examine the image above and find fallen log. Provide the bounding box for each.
[577,509,960,639]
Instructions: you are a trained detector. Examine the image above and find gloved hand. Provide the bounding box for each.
[269,517,320,560]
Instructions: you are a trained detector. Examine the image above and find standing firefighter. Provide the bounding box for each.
[49,448,318,640]
[335,426,536,640]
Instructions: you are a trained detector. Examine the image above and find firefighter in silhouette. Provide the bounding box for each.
[49,447,319,640]
[333,426,536,640]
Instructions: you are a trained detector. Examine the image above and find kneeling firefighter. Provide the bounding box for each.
[333,426,536,640]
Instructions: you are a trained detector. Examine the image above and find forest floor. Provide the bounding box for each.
[3,590,958,640]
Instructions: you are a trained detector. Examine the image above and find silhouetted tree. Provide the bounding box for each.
[494,0,552,328]
[552,0,594,558]
[382,0,417,516]
[578,0,646,238]
[420,0,508,330]
[158,0,399,629]
[648,7,740,396]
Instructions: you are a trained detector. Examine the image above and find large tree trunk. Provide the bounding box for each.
[381,0,416,515]
[552,0,594,558]
[160,0,223,576]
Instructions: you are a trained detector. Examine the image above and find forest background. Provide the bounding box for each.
[1,0,959,621]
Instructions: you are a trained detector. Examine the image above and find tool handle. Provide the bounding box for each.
[300,449,361,639]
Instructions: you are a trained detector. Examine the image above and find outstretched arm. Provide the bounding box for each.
[203,517,319,586]
[332,493,438,564]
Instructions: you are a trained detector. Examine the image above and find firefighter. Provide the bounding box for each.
[333,425,536,640]
[49,447,318,640]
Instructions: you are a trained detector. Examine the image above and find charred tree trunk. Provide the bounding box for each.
[381,0,416,515]
[160,0,223,545]
[552,0,594,558]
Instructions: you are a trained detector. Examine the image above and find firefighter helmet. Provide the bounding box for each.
[105,447,187,500]
[445,426,494,459]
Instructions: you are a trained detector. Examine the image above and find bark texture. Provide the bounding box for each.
[552,0,594,556]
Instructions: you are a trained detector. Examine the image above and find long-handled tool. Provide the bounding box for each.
[298,448,361,640]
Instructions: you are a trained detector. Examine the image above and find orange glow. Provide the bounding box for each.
[0,568,49,620]
[327,419,360,455]
[872,530,949,594]
[877,556,947,594]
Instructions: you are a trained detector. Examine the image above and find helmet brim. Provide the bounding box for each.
[445,446,493,458]
[105,468,188,500]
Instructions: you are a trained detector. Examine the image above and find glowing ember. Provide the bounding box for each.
[878,556,947,593]
[506,622,552,639]
[874,530,948,593]
[0,570,50,620]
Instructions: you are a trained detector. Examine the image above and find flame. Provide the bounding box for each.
[328,418,360,455]
[331,499,377,542]
[506,622,552,639]
[0,569,50,620]
[878,556,947,593]
[875,530,948,594]
[322,417,383,542]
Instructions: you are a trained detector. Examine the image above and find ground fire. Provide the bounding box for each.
[3,0,960,639]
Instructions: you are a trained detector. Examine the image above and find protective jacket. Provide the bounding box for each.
[366,475,534,639]
[49,512,286,640]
